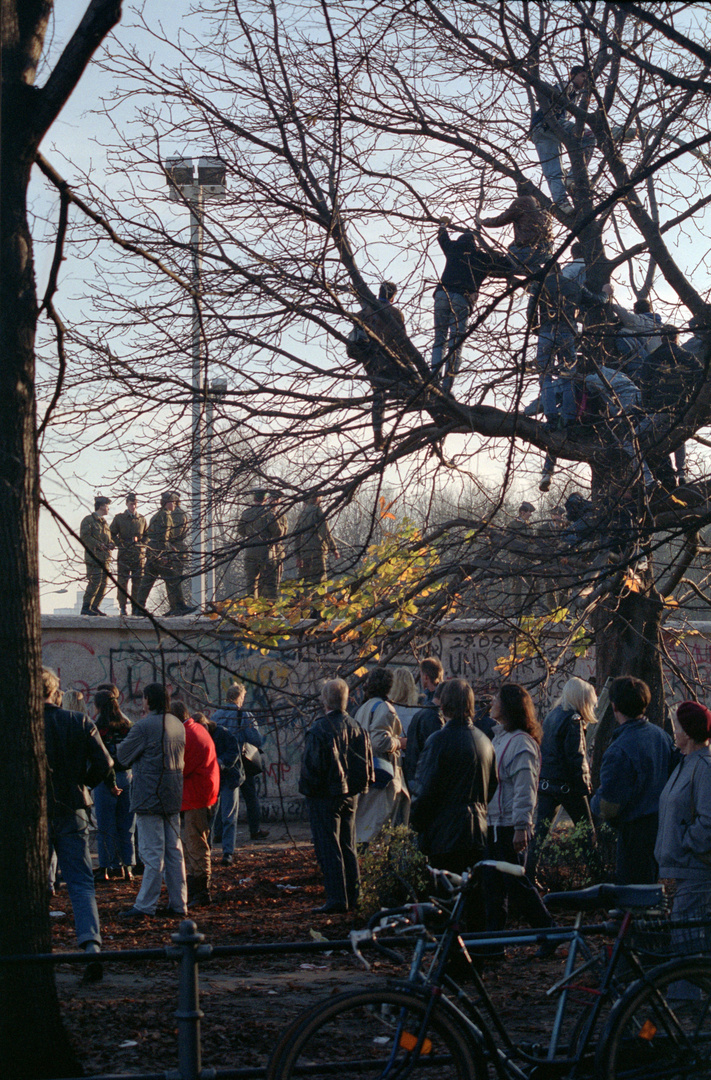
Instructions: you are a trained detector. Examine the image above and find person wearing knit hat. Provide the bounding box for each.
[655,701,711,922]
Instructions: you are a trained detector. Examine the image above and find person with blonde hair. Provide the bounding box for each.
[389,667,420,733]
[526,676,598,885]
[62,690,88,715]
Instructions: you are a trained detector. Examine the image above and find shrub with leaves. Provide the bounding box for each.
[537,819,616,892]
[358,824,429,921]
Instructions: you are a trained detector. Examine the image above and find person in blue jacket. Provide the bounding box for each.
[211,682,270,842]
[591,676,674,885]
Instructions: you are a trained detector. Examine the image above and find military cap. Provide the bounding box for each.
[160,491,175,505]
[170,492,181,503]
[94,495,111,510]
[519,501,535,514]
[251,488,267,501]
[126,492,138,501]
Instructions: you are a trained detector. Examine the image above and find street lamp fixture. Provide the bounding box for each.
[164,155,227,609]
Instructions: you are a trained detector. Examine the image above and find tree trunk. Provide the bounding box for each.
[0,130,83,1080]
[592,586,665,785]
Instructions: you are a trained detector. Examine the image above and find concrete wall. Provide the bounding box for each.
[42,615,711,819]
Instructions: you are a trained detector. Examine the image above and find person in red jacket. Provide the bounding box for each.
[172,701,220,907]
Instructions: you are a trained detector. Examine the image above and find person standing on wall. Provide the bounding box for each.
[80,495,114,616]
[110,492,146,616]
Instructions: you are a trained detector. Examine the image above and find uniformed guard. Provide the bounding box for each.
[135,493,194,615]
[264,491,289,598]
[237,489,283,599]
[110,493,147,616]
[294,495,339,585]
[168,493,192,614]
[80,496,114,616]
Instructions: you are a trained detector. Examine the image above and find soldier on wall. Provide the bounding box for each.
[294,495,339,586]
[237,489,284,599]
[80,496,114,616]
[135,492,194,616]
[110,492,146,616]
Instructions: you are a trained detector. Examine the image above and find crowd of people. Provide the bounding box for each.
[300,659,711,939]
[43,671,268,981]
[44,651,711,974]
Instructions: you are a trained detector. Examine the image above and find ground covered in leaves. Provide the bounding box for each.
[52,830,579,1076]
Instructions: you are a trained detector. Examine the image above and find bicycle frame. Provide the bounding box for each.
[374,880,666,1078]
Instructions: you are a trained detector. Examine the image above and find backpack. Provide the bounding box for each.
[345,717,375,795]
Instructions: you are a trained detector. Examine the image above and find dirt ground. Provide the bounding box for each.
[52,828,575,1076]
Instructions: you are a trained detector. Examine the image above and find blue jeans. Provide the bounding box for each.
[94,772,135,868]
[49,810,101,946]
[536,325,577,422]
[530,121,595,204]
[507,242,552,273]
[216,784,240,855]
[431,289,470,386]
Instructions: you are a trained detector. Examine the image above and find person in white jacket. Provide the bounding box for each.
[485,684,553,937]
[354,668,410,843]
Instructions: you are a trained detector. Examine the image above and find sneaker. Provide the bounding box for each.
[221,853,233,866]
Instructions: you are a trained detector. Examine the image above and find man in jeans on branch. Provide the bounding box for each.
[430,218,515,392]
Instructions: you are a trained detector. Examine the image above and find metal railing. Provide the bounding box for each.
[0,920,395,1080]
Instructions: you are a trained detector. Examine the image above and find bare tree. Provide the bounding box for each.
[42,4,711,728]
[1,1,124,1074]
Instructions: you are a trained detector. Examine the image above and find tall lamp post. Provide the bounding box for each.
[164,156,226,608]
[206,376,228,603]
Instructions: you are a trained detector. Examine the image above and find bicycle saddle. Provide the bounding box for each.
[544,883,665,912]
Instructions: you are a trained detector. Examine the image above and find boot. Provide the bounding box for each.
[187,874,211,908]
[81,606,99,616]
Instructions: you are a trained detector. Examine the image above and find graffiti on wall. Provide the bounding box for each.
[42,618,711,817]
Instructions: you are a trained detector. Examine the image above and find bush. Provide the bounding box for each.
[538,819,616,892]
[358,824,429,921]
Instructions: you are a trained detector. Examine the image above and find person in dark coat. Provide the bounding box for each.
[591,676,675,885]
[299,679,375,914]
[403,684,445,787]
[431,219,516,392]
[43,667,114,981]
[526,677,598,884]
[410,679,497,874]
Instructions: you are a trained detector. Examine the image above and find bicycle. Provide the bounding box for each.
[267,861,711,1079]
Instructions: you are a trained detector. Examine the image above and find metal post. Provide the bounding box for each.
[190,193,205,609]
[170,919,211,1080]
[205,389,215,603]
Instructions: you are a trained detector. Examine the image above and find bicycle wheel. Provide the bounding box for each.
[595,956,711,1079]
[267,987,480,1080]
